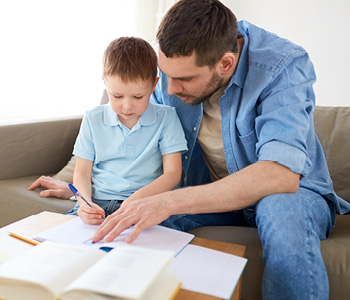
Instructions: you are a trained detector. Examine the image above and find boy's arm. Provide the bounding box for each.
[123,152,182,203]
[73,157,105,223]
[73,157,93,204]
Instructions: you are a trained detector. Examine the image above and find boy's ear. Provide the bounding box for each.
[152,77,159,92]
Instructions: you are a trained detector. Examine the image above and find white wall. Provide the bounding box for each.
[0,0,138,125]
[135,0,177,45]
[1,0,349,125]
[221,0,350,107]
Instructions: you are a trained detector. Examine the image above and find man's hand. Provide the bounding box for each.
[92,194,171,244]
[28,176,73,199]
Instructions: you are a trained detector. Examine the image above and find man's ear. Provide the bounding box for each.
[219,53,235,75]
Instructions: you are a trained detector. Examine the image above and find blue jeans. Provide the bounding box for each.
[66,199,123,216]
[160,187,335,300]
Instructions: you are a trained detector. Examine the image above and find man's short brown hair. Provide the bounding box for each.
[103,37,157,82]
[157,0,238,68]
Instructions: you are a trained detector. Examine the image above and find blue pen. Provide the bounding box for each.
[68,183,106,220]
[68,183,93,208]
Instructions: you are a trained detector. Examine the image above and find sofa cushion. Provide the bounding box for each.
[314,106,350,202]
[53,156,76,183]
[321,214,350,299]
[0,176,75,227]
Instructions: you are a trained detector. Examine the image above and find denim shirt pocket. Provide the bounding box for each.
[238,130,258,164]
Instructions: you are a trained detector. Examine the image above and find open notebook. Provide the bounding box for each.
[33,217,194,255]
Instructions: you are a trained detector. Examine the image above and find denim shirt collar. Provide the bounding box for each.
[225,22,250,92]
[103,102,156,127]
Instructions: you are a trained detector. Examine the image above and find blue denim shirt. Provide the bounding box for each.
[152,20,350,214]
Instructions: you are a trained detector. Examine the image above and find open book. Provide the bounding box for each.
[0,241,180,300]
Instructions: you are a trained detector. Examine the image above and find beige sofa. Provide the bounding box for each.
[0,104,349,300]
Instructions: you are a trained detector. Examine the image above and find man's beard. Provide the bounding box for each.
[176,71,224,106]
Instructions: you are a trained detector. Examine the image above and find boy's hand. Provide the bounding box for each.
[78,203,105,225]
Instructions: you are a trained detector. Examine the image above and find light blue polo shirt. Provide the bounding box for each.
[73,102,188,200]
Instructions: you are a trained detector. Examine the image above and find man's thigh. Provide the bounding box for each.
[160,210,248,232]
[255,188,335,299]
[255,187,335,241]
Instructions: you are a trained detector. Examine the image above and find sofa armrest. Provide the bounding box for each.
[314,106,350,202]
[0,116,82,180]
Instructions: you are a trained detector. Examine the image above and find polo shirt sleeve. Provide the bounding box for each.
[158,108,188,156]
[255,54,316,176]
[73,112,95,161]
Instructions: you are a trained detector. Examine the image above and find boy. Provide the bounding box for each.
[68,37,187,224]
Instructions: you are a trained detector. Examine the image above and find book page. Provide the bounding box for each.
[63,246,175,299]
[0,241,105,298]
[61,270,180,300]
[0,252,12,264]
[169,244,247,299]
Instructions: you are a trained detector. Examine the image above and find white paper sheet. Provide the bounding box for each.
[33,217,194,255]
[168,244,247,299]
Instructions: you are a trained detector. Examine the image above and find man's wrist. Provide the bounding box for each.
[164,188,188,216]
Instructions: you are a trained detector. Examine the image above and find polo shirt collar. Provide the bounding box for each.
[103,102,156,127]
[139,102,157,126]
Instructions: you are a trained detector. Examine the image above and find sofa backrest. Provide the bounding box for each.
[0,117,82,180]
[314,106,350,202]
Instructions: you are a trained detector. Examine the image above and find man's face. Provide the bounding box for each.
[158,50,224,106]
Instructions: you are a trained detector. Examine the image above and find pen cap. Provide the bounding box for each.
[68,183,78,194]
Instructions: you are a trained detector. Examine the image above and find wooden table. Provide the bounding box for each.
[0,212,246,300]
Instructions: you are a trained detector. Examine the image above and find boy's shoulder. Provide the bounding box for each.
[82,105,108,124]
[149,102,178,122]
[84,104,106,116]
[150,102,176,113]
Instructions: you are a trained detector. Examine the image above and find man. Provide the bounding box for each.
[29,0,350,299]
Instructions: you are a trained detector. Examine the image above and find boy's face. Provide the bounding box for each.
[104,75,158,129]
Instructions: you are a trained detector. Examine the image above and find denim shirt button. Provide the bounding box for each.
[184,155,188,160]
[193,126,197,131]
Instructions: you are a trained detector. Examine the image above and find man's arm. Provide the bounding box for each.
[92,160,300,243]
[28,176,73,199]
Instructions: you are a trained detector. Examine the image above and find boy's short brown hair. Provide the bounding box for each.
[103,37,157,82]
